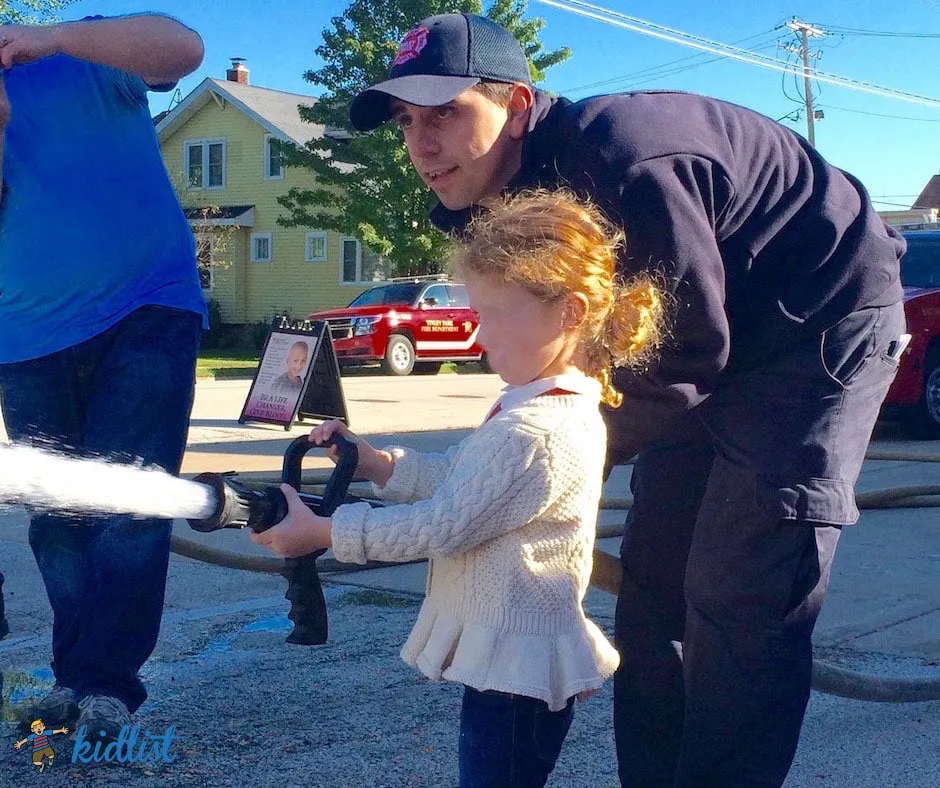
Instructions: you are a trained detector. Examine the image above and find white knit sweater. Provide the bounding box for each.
[330,374,621,711]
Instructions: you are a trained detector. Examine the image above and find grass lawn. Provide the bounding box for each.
[196,352,487,380]
[196,349,260,379]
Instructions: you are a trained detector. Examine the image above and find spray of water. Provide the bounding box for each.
[0,442,217,520]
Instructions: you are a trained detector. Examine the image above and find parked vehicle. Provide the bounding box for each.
[307,276,488,376]
[883,229,940,437]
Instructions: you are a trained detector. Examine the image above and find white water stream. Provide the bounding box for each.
[0,442,216,520]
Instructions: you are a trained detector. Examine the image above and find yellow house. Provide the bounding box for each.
[156,59,387,326]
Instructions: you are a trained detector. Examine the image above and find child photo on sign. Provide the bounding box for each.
[271,341,310,395]
[242,332,314,425]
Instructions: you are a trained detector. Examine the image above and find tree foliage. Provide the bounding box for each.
[278,0,569,276]
[0,0,76,25]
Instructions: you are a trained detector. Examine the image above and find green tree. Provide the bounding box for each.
[0,0,76,24]
[278,0,569,277]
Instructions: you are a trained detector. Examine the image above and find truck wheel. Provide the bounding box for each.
[479,352,493,374]
[917,348,940,439]
[413,362,442,375]
[382,334,416,376]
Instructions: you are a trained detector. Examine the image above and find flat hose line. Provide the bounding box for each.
[171,457,940,703]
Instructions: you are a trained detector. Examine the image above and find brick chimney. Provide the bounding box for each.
[226,58,249,85]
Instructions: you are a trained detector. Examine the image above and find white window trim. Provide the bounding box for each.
[305,231,328,263]
[183,137,227,190]
[250,232,273,263]
[196,233,215,291]
[340,236,362,285]
[264,134,285,181]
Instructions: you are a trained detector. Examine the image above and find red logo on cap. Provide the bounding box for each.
[392,25,429,67]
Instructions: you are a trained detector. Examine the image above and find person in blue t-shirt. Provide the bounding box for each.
[0,14,207,744]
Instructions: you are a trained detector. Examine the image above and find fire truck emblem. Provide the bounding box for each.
[392,26,429,67]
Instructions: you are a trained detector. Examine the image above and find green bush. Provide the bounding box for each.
[249,319,276,353]
[201,299,226,350]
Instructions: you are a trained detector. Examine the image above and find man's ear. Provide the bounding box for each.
[506,83,534,139]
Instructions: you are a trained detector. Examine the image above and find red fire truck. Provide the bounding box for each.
[883,229,940,437]
[307,276,488,376]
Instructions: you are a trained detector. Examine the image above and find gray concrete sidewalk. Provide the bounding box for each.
[2,375,940,786]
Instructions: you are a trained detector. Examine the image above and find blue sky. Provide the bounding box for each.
[68,0,940,209]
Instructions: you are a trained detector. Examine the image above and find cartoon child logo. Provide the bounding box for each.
[392,25,429,67]
[14,718,70,773]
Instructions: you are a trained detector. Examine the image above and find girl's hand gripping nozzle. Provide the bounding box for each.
[188,433,358,645]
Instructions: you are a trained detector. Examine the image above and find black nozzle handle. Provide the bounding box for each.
[281,433,359,514]
[283,553,328,645]
[276,433,359,646]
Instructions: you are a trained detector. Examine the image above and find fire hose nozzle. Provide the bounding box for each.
[186,434,359,646]
[188,473,252,532]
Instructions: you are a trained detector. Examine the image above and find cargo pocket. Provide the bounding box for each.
[819,306,888,390]
[754,475,859,526]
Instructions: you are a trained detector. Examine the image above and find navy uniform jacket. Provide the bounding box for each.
[431,91,904,468]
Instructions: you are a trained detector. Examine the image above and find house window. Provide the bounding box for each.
[196,234,214,290]
[361,246,387,282]
[305,232,328,262]
[184,138,226,189]
[250,232,273,263]
[341,238,360,283]
[265,134,285,180]
[341,238,389,283]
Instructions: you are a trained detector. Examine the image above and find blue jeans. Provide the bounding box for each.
[459,686,575,788]
[0,305,200,712]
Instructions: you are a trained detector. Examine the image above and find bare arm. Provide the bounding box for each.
[0,73,8,201]
[0,14,204,85]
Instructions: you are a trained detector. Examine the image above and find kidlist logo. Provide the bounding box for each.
[71,723,180,765]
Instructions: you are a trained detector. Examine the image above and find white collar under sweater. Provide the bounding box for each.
[484,373,602,421]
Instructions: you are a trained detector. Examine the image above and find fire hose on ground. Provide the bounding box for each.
[174,439,940,704]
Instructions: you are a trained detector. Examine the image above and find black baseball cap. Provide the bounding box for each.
[349,13,532,132]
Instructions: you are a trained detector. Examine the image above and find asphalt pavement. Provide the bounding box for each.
[1,373,939,787]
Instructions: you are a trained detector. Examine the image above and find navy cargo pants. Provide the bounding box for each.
[613,302,906,787]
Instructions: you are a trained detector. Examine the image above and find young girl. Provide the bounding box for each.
[250,189,663,787]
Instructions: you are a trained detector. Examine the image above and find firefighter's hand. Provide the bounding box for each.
[249,484,332,557]
[309,419,393,487]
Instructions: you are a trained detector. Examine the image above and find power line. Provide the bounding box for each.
[818,24,940,38]
[534,0,940,109]
[781,46,801,106]
[626,43,781,89]
[870,199,925,208]
[578,41,782,95]
[817,103,940,122]
[558,29,780,95]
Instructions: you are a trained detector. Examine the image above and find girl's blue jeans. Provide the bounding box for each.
[459,685,575,787]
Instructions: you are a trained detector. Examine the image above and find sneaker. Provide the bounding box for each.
[18,684,79,732]
[75,694,132,743]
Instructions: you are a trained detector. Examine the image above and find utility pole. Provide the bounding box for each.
[785,18,825,146]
